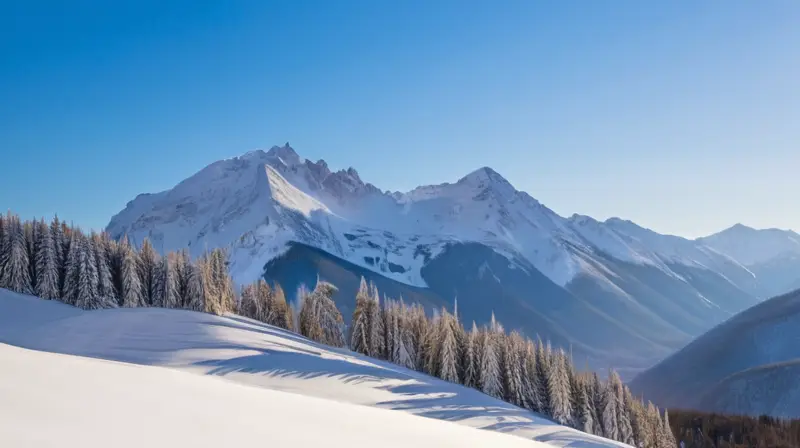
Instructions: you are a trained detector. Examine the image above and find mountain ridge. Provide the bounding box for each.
[106,144,800,372]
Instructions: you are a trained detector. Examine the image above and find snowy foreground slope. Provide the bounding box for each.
[0,344,543,448]
[0,290,627,448]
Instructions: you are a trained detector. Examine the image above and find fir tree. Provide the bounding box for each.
[91,233,115,306]
[34,219,59,299]
[153,254,177,308]
[661,409,676,448]
[478,327,503,399]
[62,231,81,305]
[239,282,259,319]
[501,332,526,407]
[120,240,144,308]
[266,283,292,330]
[298,280,345,347]
[367,283,384,358]
[408,304,428,372]
[74,233,102,309]
[547,349,573,426]
[137,238,159,306]
[536,341,552,415]
[24,220,37,288]
[174,249,202,311]
[437,309,459,383]
[590,372,605,437]
[521,340,543,413]
[462,322,479,389]
[0,213,32,293]
[349,277,371,355]
[49,216,67,297]
[602,371,621,441]
[575,376,596,435]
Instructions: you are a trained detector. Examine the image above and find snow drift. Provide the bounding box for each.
[0,289,628,447]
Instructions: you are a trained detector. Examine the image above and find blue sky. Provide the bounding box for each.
[1,1,798,238]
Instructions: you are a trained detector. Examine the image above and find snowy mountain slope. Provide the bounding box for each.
[107,144,799,372]
[0,344,549,448]
[629,288,800,416]
[0,289,629,448]
[699,224,800,297]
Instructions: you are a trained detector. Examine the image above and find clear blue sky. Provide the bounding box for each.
[2,1,798,238]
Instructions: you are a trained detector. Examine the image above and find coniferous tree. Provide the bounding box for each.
[616,380,635,445]
[367,283,384,358]
[62,231,81,305]
[49,216,68,297]
[34,219,59,299]
[521,340,543,413]
[502,332,526,407]
[298,281,345,347]
[661,409,676,448]
[408,303,428,372]
[536,341,552,415]
[174,249,202,311]
[478,326,503,399]
[436,309,459,383]
[575,375,596,436]
[462,322,479,388]
[590,372,606,437]
[239,282,259,319]
[602,371,621,441]
[91,233,115,306]
[137,238,159,306]
[350,278,371,355]
[74,233,103,309]
[153,254,178,308]
[24,219,37,288]
[0,213,32,293]
[266,283,293,330]
[547,349,572,426]
[120,239,144,308]
[0,213,5,281]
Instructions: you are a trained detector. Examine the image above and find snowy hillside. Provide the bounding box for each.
[630,288,800,417]
[0,289,628,448]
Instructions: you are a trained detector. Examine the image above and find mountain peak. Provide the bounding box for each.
[458,166,513,189]
[267,143,303,166]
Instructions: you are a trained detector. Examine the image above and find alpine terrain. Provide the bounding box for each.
[630,287,800,418]
[107,144,800,374]
[0,289,627,448]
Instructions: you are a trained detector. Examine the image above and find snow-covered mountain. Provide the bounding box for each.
[630,287,800,418]
[0,289,627,448]
[106,144,796,373]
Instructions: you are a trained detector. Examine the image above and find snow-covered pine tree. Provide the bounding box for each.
[423,309,441,376]
[647,402,663,448]
[408,303,428,372]
[253,279,270,322]
[501,332,525,407]
[174,249,202,311]
[239,282,258,319]
[521,340,543,412]
[437,309,459,383]
[397,299,417,369]
[462,322,479,388]
[660,408,676,448]
[0,213,32,294]
[349,277,371,355]
[389,300,414,369]
[298,280,345,347]
[536,341,551,415]
[207,248,235,313]
[24,219,37,288]
[613,373,634,445]
[575,375,595,435]
[62,231,81,305]
[367,283,384,358]
[74,233,102,309]
[547,349,573,425]
[136,238,159,306]
[601,370,621,441]
[155,254,178,308]
[626,392,648,447]
[267,282,292,330]
[588,372,603,437]
[48,216,67,297]
[478,326,503,399]
[34,219,59,300]
[198,252,220,314]
[120,239,144,308]
[91,233,115,306]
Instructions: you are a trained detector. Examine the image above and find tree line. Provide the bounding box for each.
[1,211,677,447]
[668,409,800,448]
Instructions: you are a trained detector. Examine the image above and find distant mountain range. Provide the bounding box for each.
[106,144,800,375]
[629,288,800,418]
